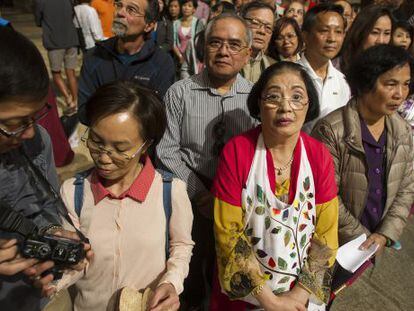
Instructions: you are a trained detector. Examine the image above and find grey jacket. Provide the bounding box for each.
[0,125,61,311]
[312,99,414,245]
[34,0,78,50]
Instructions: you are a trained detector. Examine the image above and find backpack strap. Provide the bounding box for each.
[157,169,173,258]
[73,169,93,217]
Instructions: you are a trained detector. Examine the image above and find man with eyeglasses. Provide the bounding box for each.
[0,27,92,311]
[240,1,276,83]
[77,0,175,124]
[156,13,256,310]
[298,3,350,132]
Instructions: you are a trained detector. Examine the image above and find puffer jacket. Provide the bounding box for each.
[311,99,414,245]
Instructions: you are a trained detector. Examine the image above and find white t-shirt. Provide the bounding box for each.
[74,4,105,50]
[297,54,351,133]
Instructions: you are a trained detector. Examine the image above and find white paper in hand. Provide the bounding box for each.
[336,234,378,273]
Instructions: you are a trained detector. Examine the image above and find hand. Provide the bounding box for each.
[280,285,310,306]
[359,233,387,256]
[0,239,39,276]
[31,230,94,297]
[51,229,94,270]
[195,192,214,220]
[147,283,180,311]
[24,260,56,297]
[256,285,306,311]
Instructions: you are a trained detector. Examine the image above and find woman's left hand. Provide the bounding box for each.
[359,233,387,256]
[147,283,180,311]
[281,285,310,306]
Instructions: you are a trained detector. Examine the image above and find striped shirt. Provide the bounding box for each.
[156,70,256,199]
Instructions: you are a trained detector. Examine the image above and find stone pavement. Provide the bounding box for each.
[2,7,413,311]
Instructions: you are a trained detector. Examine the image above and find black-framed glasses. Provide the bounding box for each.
[0,103,51,138]
[244,17,273,34]
[81,129,149,166]
[114,1,146,18]
[206,39,249,54]
[261,94,308,110]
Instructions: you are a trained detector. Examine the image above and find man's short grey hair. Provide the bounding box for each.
[205,13,253,48]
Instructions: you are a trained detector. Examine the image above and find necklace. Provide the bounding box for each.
[274,154,294,176]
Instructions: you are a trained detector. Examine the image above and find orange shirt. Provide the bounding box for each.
[91,0,115,38]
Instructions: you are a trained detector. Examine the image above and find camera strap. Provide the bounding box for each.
[22,150,89,244]
[0,200,38,237]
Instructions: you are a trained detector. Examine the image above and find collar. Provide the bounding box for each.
[96,37,156,64]
[360,116,386,147]
[342,98,410,153]
[298,54,336,82]
[280,53,300,62]
[190,69,252,96]
[251,50,265,62]
[90,155,155,205]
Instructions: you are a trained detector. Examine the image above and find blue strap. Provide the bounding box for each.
[0,18,10,27]
[73,168,173,258]
[73,169,92,217]
[157,169,173,258]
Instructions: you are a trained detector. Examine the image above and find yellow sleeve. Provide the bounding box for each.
[315,197,339,267]
[297,196,339,304]
[214,197,266,300]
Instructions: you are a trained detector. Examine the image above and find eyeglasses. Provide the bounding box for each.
[81,129,149,166]
[261,94,308,110]
[275,33,298,42]
[206,39,249,54]
[244,17,273,34]
[0,103,51,138]
[114,1,145,18]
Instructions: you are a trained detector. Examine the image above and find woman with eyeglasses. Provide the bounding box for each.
[53,81,194,310]
[268,17,303,62]
[211,62,339,311]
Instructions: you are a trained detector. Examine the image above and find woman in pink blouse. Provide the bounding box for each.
[53,81,194,311]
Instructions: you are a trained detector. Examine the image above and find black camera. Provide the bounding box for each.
[21,234,85,266]
[20,233,86,280]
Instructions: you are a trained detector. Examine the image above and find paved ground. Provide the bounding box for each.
[2,7,413,311]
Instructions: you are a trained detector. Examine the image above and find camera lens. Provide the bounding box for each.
[38,244,52,258]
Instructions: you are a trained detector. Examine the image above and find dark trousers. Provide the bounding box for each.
[181,206,216,308]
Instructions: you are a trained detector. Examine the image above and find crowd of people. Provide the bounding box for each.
[0,0,413,310]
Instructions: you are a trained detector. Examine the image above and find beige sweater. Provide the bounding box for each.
[56,170,194,311]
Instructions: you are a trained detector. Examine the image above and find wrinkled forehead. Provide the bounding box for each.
[207,17,249,43]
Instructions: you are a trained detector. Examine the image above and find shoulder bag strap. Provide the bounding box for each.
[157,169,173,258]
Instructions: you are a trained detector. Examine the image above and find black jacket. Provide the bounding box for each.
[78,37,175,124]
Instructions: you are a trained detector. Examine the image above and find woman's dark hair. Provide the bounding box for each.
[211,1,236,15]
[340,5,394,75]
[392,19,414,49]
[85,81,167,150]
[268,17,303,61]
[0,27,49,104]
[180,0,198,9]
[347,44,414,97]
[302,2,345,33]
[247,62,320,123]
[167,0,181,20]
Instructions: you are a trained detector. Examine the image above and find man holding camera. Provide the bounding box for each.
[0,26,92,310]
